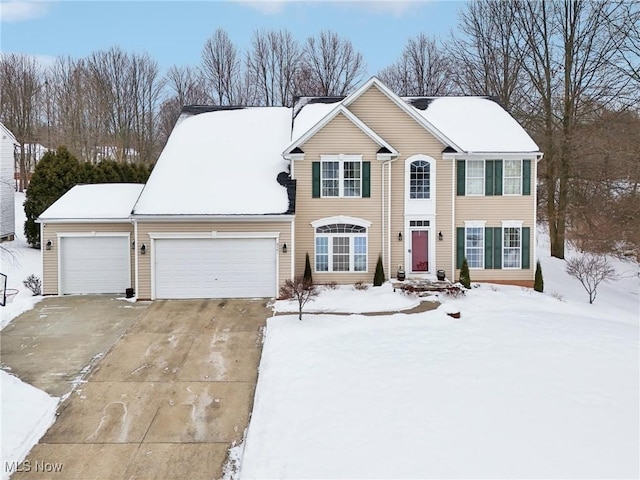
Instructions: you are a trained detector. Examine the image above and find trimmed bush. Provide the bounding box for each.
[534,260,544,292]
[304,252,313,284]
[373,254,385,286]
[459,258,471,289]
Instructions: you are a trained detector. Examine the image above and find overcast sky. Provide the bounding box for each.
[0,1,465,75]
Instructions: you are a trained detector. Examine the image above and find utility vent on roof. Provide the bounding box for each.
[405,98,435,110]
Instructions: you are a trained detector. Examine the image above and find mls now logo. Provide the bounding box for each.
[5,460,64,473]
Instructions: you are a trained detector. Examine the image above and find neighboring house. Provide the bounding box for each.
[38,77,541,299]
[1,123,17,241]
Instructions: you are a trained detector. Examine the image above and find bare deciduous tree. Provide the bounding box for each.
[279,275,318,321]
[565,253,617,303]
[379,33,452,96]
[201,28,241,105]
[299,31,366,96]
[247,29,301,106]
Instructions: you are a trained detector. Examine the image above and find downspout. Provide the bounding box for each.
[381,161,385,278]
[40,222,44,295]
[451,159,455,281]
[533,153,543,276]
[133,218,139,299]
[386,157,400,279]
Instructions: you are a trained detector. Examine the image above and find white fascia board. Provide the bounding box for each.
[148,231,281,239]
[342,76,463,152]
[442,152,542,160]
[283,104,397,156]
[311,215,372,229]
[284,153,305,161]
[132,214,294,222]
[37,217,133,224]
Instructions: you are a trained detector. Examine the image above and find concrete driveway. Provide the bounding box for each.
[4,297,270,480]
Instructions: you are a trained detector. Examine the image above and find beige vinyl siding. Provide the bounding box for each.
[455,194,536,282]
[295,112,383,284]
[42,222,134,295]
[347,85,454,278]
[136,220,292,300]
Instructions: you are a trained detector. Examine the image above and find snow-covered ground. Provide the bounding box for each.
[1,192,57,479]
[240,230,639,479]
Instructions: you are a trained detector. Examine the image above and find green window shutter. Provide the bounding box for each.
[456,227,465,269]
[493,227,502,269]
[456,160,465,196]
[362,161,371,198]
[484,227,493,269]
[494,160,503,196]
[485,160,494,196]
[522,159,531,195]
[312,162,320,198]
[521,227,531,269]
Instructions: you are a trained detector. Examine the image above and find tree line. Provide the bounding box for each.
[1,0,638,261]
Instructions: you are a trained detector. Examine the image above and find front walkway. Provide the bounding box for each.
[11,299,269,480]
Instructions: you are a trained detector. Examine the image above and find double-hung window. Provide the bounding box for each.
[465,160,484,195]
[503,160,522,195]
[321,155,362,197]
[315,223,367,272]
[503,225,522,268]
[410,160,430,199]
[465,223,485,269]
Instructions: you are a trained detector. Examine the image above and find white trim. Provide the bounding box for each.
[451,159,455,277]
[37,218,133,224]
[404,215,436,275]
[465,159,485,196]
[311,216,372,229]
[284,104,398,156]
[501,220,524,228]
[341,77,461,151]
[148,231,281,240]
[320,154,363,198]
[443,152,541,160]
[132,214,294,222]
[285,153,305,161]
[290,218,295,280]
[464,220,487,228]
[503,159,523,196]
[133,219,139,299]
[56,232,131,238]
[40,222,44,295]
[314,232,368,274]
[533,159,538,271]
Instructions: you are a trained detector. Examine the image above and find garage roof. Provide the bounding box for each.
[39,184,144,221]
[133,107,292,216]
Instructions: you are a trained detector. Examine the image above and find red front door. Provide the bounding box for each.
[411,230,429,272]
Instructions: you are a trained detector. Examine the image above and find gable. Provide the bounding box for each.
[300,111,380,155]
[348,84,447,153]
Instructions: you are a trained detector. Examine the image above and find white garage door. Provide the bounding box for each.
[60,236,130,294]
[154,238,277,299]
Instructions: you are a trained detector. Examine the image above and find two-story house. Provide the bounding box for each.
[38,77,541,299]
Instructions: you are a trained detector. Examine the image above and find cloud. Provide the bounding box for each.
[0,1,51,23]
[356,1,420,17]
[232,0,289,15]
[233,0,424,17]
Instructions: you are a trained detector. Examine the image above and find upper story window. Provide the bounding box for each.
[410,160,430,199]
[465,160,484,195]
[321,155,361,197]
[503,160,522,195]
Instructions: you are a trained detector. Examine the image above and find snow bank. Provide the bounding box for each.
[274,282,419,314]
[0,371,58,479]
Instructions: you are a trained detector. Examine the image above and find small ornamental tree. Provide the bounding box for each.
[303,252,313,284]
[459,258,471,289]
[279,275,318,321]
[373,254,385,286]
[566,253,617,304]
[534,260,544,292]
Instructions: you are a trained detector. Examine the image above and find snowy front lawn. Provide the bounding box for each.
[241,252,639,478]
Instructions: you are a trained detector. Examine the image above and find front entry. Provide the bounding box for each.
[411,230,429,272]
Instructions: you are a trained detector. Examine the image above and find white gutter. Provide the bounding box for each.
[36,217,132,224]
[385,156,400,279]
[451,159,456,280]
[40,222,44,295]
[132,214,295,222]
[291,217,295,280]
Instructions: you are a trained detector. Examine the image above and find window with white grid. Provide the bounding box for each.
[503,226,521,268]
[321,161,340,197]
[314,223,367,272]
[466,160,484,195]
[465,226,484,269]
[410,160,430,199]
[503,160,522,195]
[321,157,362,197]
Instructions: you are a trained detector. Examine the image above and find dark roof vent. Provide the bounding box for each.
[405,97,435,110]
[290,147,304,154]
[442,146,458,153]
[377,147,391,154]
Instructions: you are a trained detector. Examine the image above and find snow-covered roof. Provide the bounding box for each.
[292,101,342,142]
[133,107,292,215]
[39,184,144,221]
[405,97,539,153]
[1,122,17,144]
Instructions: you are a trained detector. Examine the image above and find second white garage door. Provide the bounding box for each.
[154,238,277,299]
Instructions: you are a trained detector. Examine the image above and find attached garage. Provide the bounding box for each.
[59,235,130,294]
[153,237,277,299]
